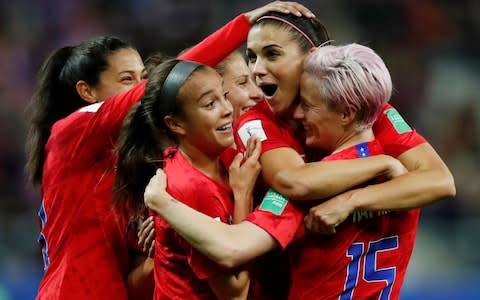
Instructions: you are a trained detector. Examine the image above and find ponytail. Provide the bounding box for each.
[113,102,162,219]
[25,46,83,186]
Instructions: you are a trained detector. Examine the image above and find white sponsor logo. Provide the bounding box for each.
[238,120,267,148]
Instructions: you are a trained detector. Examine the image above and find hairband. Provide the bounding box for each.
[257,15,316,48]
[160,60,202,109]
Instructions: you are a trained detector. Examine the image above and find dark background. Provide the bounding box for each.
[0,0,478,299]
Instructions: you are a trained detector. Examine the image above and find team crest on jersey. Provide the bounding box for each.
[238,120,267,148]
[259,188,288,215]
[384,108,412,134]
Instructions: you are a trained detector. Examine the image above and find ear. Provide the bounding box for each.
[164,115,186,136]
[340,105,357,126]
[76,80,98,104]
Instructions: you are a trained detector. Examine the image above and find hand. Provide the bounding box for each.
[229,137,262,201]
[144,168,169,210]
[304,190,357,235]
[244,1,315,24]
[385,156,408,180]
[137,216,155,258]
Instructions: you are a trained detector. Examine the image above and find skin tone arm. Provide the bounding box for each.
[305,143,456,234]
[127,255,154,300]
[263,147,406,200]
[145,169,278,269]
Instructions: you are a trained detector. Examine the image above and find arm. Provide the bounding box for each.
[305,143,456,234]
[263,147,404,201]
[145,169,277,269]
[208,269,250,300]
[344,142,455,210]
[127,255,154,300]
[179,1,315,67]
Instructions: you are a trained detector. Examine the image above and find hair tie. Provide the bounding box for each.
[160,60,202,108]
[257,15,316,48]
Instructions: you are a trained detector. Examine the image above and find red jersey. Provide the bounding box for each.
[154,147,232,300]
[246,141,420,300]
[36,13,251,300]
[234,100,425,299]
[234,100,425,159]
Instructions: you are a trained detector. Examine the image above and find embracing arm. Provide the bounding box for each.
[145,170,277,269]
[263,147,404,201]
[208,268,250,300]
[179,1,315,67]
[343,143,455,211]
[304,143,456,234]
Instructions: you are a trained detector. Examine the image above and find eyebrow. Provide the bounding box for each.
[247,44,282,52]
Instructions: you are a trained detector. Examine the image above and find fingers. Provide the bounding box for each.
[245,1,315,24]
[275,1,316,18]
[138,216,154,246]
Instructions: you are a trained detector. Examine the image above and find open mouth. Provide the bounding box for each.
[260,84,278,98]
[217,123,232,131]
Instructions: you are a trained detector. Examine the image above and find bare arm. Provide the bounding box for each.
[144,170,277,269]
[127,255,154,300]
[208,269,250,300]
[262,147,404,201]
[305,143,456,234]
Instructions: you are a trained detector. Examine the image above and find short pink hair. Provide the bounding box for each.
[303,43,392,129]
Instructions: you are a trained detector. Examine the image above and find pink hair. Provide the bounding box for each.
[304,43,392,129]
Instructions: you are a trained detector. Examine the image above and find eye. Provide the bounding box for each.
[247,52,257,64]
[205,100,216,109]
[121,75,134,82]
[266,50,280,59]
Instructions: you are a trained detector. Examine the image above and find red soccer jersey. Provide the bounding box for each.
[153,147,232,300]
[36,13,251,300]
[245,141,420,300]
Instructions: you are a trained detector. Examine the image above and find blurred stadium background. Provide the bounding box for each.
[0,0,478,299]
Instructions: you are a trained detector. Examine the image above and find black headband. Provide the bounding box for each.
[160,60,202,108]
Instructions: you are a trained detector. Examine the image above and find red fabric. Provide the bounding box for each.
[37,13,251,300]
[246,141,419,299]
[153,147,232,300]
[374,103,426,157]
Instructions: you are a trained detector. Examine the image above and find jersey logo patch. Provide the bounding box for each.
[79,102,103,112]
[259,188,288,216]
[384,108,412,134]
[238,120,267,148]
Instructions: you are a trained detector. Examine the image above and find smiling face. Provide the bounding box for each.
[91,47,145,101]
[221,53,263,120]
[176,67,234,156]
[247,24,309,118]
[294,72,346,151]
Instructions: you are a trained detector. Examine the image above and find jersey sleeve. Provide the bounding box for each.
[179,14,251,67]
[68,81,148,167]
[234,115,296,154]
[373,103,427,157]
[245,189,305,249]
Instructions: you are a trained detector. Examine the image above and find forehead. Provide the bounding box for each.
[181,67,223,100]
[224,55,249,78]
[247,23,296,50]
[300,73,321,100]
[105,48,144,72]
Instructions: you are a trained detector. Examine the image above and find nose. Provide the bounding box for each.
[293,103,304,121]
[251,57,267,78]
[221,97,234,117]
[247,77,263,102]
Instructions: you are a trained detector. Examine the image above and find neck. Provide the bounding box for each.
[332,128,374,154]
[178,142,227,184]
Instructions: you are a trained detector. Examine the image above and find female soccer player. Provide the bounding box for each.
[114,59,261,299]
